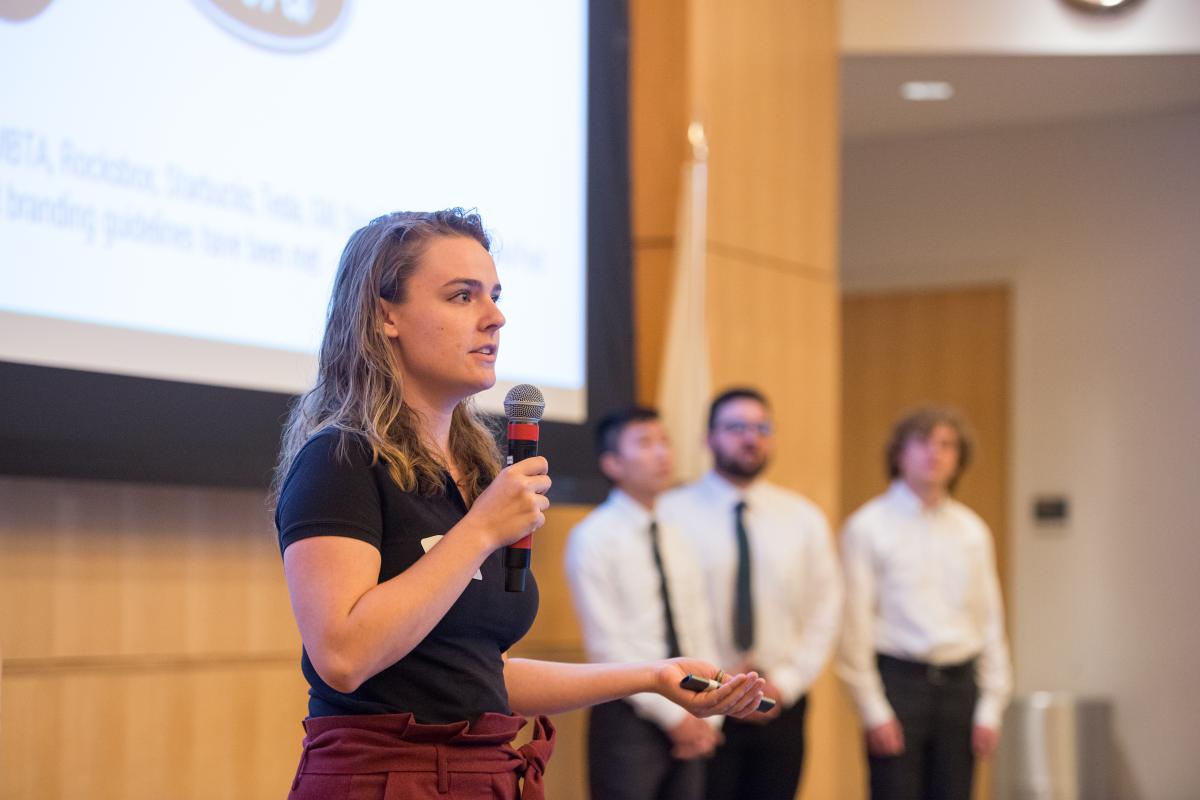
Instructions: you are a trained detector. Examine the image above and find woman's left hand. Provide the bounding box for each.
[654,658,766,719]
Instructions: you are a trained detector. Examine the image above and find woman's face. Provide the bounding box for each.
[380,235,505,408]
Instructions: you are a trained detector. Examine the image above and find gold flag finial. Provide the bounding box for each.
[687,121,708,162]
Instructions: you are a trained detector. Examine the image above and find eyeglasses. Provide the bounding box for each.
[716,421,774,437]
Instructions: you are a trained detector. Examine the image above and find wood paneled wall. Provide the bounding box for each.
[0,475,591,799]
[0,477,305,799]
[631,0,846,797]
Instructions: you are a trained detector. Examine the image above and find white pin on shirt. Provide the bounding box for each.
[421,535,483,580]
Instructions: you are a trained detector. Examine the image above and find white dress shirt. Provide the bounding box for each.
[565,489,722,733]
[658,471,843,708]
[837,480,1013,730]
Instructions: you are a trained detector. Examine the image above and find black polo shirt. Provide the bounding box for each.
[275,428,539,723]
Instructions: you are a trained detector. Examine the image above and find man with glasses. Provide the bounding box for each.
[660,388,842,800]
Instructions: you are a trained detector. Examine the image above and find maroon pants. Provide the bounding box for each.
[288,712,556,800]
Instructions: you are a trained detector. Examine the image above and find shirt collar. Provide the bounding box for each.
[606,487,656,526]
[700,470,756,509]
[887,479,948,516]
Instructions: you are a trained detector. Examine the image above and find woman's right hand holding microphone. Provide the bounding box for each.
[460,456,552,551]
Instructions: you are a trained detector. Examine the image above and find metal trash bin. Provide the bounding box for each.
[994,692,1114,800]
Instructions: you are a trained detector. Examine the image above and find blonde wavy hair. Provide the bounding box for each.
[272,209,502,506]
[885,406,974,493]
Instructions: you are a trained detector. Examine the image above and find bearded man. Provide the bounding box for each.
[659,387,843,800]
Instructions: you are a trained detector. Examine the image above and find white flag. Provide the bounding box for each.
[657,123,712,482]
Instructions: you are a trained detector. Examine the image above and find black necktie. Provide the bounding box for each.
[733,500,755,652]
[649,520,682,658]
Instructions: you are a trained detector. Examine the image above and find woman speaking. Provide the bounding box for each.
[272,209,765,799]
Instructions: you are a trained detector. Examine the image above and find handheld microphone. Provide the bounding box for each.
[503,384,545,592]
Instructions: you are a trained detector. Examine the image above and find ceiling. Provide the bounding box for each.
[841,54,1200,142]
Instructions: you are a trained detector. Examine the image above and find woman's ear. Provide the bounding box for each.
[379,298,401,339]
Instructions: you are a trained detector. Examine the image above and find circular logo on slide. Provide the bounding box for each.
[191,0,350,52]
[0,0,54,22]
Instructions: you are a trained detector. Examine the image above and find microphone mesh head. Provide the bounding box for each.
[503,384,546,423]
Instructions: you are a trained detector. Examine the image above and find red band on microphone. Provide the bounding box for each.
[511,536,533,551]
[508,423,540,441]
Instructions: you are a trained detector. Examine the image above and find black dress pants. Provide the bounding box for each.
[868,655,978,800]
[588,700,705,800]
[705,695,808,800]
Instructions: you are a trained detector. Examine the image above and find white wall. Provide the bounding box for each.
[841,110,1200,800]
[843,0,1200,55]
